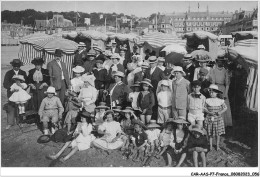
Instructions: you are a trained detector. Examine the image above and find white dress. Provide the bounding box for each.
[71,123,96,151]
[145,129,161,143]
[78,86,98,113]
[193,66,211,81]
[71,77,84,93]
[9,83,31,103]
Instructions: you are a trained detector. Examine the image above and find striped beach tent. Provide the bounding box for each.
[109,33,139,43]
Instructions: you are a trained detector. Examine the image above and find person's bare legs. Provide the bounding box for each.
[61,146,79,161]
[200,152,206,167]
[48,141,71,159]
[209,137,213,151]
[140,115,145,124]
[193,151,198,167]
[167,153,172,167]
[67,123,71,133]
[216,135,220,150]
[145,115,152,125]
[176,153,186,167]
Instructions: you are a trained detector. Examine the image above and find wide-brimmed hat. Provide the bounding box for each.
[111,53,121,60]
[199,68,209,76]
[113,71,125,78]
[121,107,134,113]
[195,55,211,62]
[173,66,186,76]
[87,49,96,56]
[130,81,141,88]
[204,84,223,94]
[157,57,165,63]
[31,57,44,65]
[141,61,150,69]
[140,78,153,88]
[78,42,86,47]
[148,56,157,64]
[216,50,227,61]
[183,54,193,61]
[147,120,161,129]
[164,68,173,76]
[160,80,170,87]
[54,49,63,57]
[72,66,85,73]
[37,135,51,144]
[197,44,205,50]
[81,74,96,87]
[44,86,57,95]
[10,59,23,67]
[79,111,92,119]
[132,119,147,130]
[189,124,206,135]
[172,118,189,124]
[93,46,103,53]
[12,75,25,82]
[95,102,109,110]
[113,106,122,112]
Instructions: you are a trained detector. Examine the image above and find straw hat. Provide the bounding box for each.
[147,120,161,129]
[160,80,170,87]
[141,61,150,69]
[204,84,223,94]
[87,49,96,56]
[130,81,141,88]
[12,75,25,82]
[189,124,206,135]
[104,50,112,57]
[157,57,165,63]
[132,119,147,130]
[44,86,57,95]
[140,78,153,88]
[148,56,157,64]
[197,44,205,50]
[10,59,23,67]
[121,107,134,113]
[111,53,121,60]
[173,66,186,76]
[95,102,109,110]
[113,71,125,78]
[93,46,103,53]
[81,74,96,87]
[183,54,193,61]
[172,118,189,124]
[72,66,85,73]
[31,57,44,65]
[78,42,86,47]
[113,106,122,112]
[54,49,63,57]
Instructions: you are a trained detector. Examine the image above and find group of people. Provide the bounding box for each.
[3,41,233,167]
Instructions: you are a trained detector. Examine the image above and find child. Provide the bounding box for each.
[193,56,211,81]
[145,120,161,156]
[204,84,227,151]
[38,87,64,135]
[187,124,208,167]
[137,79,155,125]
[70,66,85,93]
[95,102,109,124]
[93,60,107,90]
[172,66,190,119]
[187,80,206,126]
[130,119,148,162]
[156,80,172,125]
[128,81,141,114]
[112,106,123,122]
[47,111,96,163]
[197,68,211,98]
[9,75,31,115]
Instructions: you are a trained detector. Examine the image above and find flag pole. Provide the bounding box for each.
[130,19,132,32]
[116,17,117,33]
[105,17,107,33]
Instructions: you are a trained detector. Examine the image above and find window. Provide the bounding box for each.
[188,27,191,31]
[162,25,165,28]
[202,28,204,30]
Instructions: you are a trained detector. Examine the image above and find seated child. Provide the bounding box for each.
[38,87,64,135]
[130,119,148,162]
[112,106,123,122]
[47,111,96,163]
[95,102,109,124]
[187,80,206,126]
[145,120,161,156]
[187,125,208,167]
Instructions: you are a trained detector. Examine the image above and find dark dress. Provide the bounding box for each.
[186,133,208,151]
[132,131,148,147]
[183,64,196,82]
[27,68,50,111]
[198,78,211,98]
[83,59,96,74]
[93,68,107,90]
[137,91,155,116]
[73,50,88,67]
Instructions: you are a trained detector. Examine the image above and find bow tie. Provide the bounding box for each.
[192,93,201,98]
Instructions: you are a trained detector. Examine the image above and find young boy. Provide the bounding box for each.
[129,81,141,114]
[197,68,211,98]
[130,119,148,162]
[38,86,64,135]
[157,80,173,124]
[187,125,208,167]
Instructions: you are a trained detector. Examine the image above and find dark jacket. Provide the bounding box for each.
[134,70,144,83]
[83,59,97,74]
[107,81,129,106]
[183,64,196,82]
[27,68,50,85]
[3,69,27,98]
[95,54,106,62]
[137,91,155,113]
[199,78,211,98]
[144,67,165,91]
[73,50,88,67]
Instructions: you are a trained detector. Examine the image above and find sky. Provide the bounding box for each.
[1,1,258,18]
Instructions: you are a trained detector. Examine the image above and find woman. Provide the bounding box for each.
[27,57,50,111]
[209,55,232,127]
[127,55,143,87]
[92,110,124,152]
[193,55,211,81]
[166,118,189,167]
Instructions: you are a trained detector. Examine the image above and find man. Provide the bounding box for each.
[111,40,119,54]
[108,53,125,85]
[131,45,139,57]
[3,59,27,129]
[144,49,151,61]
[182,54,196,82]
[104,71,129,108]
[47,49,71,104]
[73,42,87,67]
[157,57,165,71]
[83,49,97,74]
[94,46,106,62]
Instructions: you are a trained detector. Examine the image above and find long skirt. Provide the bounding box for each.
[217,84,233,127]
[31,83,48,111]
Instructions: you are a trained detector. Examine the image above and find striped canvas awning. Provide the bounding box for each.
[137,32,181,48]
[183,31,219,41]
[109,33,139,42]
[235,39,258,47]
[79,30,108,41]
[161,43,187,55]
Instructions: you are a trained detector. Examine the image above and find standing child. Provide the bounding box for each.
[187,125,208,167]
[9,75,31,115]
[38,87,64,135]
[197,68,211,98]
[157,80,172,125]
[187,80,206,126]
[145,120,161,155]
[204,84,227,151]
[137,79,155,125]
[129,81,141,115]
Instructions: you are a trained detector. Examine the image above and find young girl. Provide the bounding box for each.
[95,102,109,124]
[137,79,155,125]
[70,66,85,93]
[47,111,96,163]
[128,81,141,114]
[145,120,161,155]
[204,84,227,151]
[193,56,211,81]
[38,87,64,135]
[112,106,123,122]
[187,124,208,167]
[9,75,31,115]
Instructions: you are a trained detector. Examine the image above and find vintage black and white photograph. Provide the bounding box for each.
[1,0,258,174]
